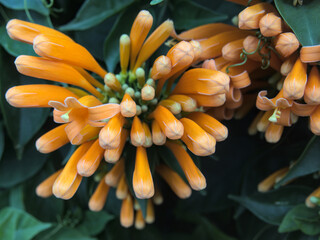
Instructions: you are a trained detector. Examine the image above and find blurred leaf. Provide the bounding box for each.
[150,0,164,5]
[0,0,49,16]
[59,0,135,31]
[0,207,51,240]
[103,7,139,72]
[0,190,9,208]
[171,0,228,30]
[230,186,311,225]
[124,144,148,218]
[285,231,318,240]
[41,226,96,240]
[0,48,50,153]
[279,204,320,236]
[252,226,288,240]
[77,211,114,236]
[275,136,320,188]
[0,139,47,188]
[275,0,320,46]
[0,122,4,160]
[9,184,25,210]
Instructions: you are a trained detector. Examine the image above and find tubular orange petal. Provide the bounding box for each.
[104,73,122,92]
[187,112,228,141]
[274,33,300,58]
[120,34,130,74]
[310,106,320,135]
[33,34,107,78]
[133,20,174,72]
[257,110,272,132]
[53,141,93,198]
[99,113,125,149]
[149,105,184,140]
[59,174,83,200]
[131,116,146,147]
[166,141,206,191]
[256,90,293,111]
[142,123,152,148]
[15,56,103,99]
[151,120,166,146]
[280,53,298,76]
[156,164,191,199]
[283,58,307,100]
[6,19,72,44]
[36,124,69,153]
[151,56,172,80]
[153,185,163,205]
[129,10,153,69]
[222,38,245,61]
[89,177,110,211]
[168,95,197,112]
[291,102,316,117]
[120,93,136,117]
[238,3,276,30]
[116,174,129,200]
[188,93,226,107]
[105,158,125,187]
[146,199,155,224]
[180,118,216,156]
[120,195,134,228]
[6,84,78,108]
[77,139,104,177]
[258,167,289,192]
[104,129,128,163]
[36,169,62,198]
[300,45,320,63]
[70,125,101,145]
[265,123,284,143]
[133,146,154,199]
[172,68,230,96]
[75,67,105,90]
[135,209,145,230]
[159,99,181,115]
[304,66,320,105]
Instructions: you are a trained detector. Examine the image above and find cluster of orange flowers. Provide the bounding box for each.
[5,1,320,227]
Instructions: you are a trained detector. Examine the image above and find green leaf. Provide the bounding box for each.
[124,144,148,218]
[59,0,135,31]
[103,7,139,72]
[77,211,114,236]
[150,0,164,5]
[39,226,96,240]
[0,0,49,16]
[0,207,51,240]
[230,186,311,225]
[274,0,320,46]
[275,136,320,188]
[0,139,48,188]
[279,204,320,235]
[0,48,50,152]
[171,0,228,30]
[0,122,4,161]
[9,184,25,210]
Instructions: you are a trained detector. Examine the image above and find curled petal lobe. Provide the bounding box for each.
[256,90,293,111]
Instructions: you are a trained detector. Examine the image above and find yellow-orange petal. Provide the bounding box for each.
[274,32,300,58]
[149,105,184,140]
[146,199,155,224]
[280,53,298,76]
[283,58,307,100]
[120,34,130,74]
[156,164,191,199]
[133,146,154,199]
[238,3,276,30]
[77,139,104,177]
[116,174,129,200]
[6,19,72,44]
[120,93,136,117]
[159,99,181,115]
[310,106,320,135]
[166,141,206,191]
[6,84,78,108]
[259,12,283,37]
[104,129,128,163]
[300,45,320,63]
[202,59,218,71]
[265,123,284,143]
[304,66,320,105]
[151,120,166,146]
[129,10,153,69]
[53,141,93,198]
[180,118,216,156]
[306,187,320,208]
[33,34,107,78]
[187,112,228,141]
[133,20,174,72]
[190,93,226,107]
[172,68,230,96]
[222,38,245,61]
[99,113,125,149]
[89,177,110,211]
[168,95,197,112]
[153,185,163,205]
[59,174,83,200]
[15,56,103,99]
[36,169,62,198]
[120,195,134,228]
[131,116,146,147]
[36,124,69,153]
[104,73,122,92]
[135,209,145,230]
[258,167,289,192]
[69,124,101,145]
[151,56,172,80]
[88,103,121,123]
[257,110,272,132]
[141,84,155,101]
[256,90,293,111]
[105,158,125,187]
[142,123,152,148]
